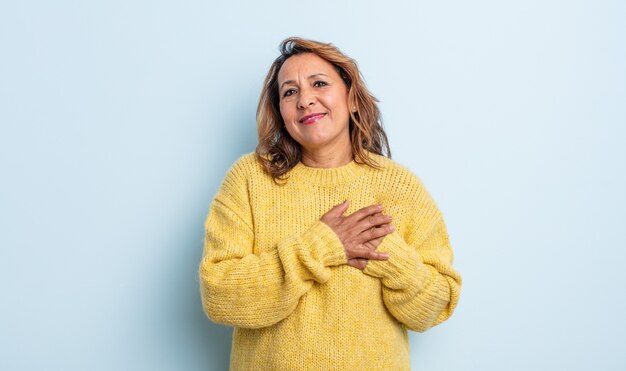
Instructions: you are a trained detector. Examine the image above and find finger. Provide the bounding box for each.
[351,223,393,246]
[355,214,393,233]
[346,204,384,223]
[358,258,369,270]
[323,200,350,219]
[366,224,395,240]
[348,247,389,260]
[347,258,368,270]
[363,235,385,250]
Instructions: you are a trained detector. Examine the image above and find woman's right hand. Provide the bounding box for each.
[321,201,394,270]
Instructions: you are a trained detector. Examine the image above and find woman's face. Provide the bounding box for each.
[277,53,351,155]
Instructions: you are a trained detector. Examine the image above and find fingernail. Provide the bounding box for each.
[389,225,395,232]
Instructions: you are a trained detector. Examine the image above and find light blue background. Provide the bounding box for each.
[1,0,624,370]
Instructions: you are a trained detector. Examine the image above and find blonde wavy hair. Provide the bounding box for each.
[256,37,391,180]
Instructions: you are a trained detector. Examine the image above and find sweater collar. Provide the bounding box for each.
[287,153,381,187]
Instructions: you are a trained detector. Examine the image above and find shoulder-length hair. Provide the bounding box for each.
[255,37,391,180]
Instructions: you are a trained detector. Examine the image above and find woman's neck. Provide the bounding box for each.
[301,145,353,169]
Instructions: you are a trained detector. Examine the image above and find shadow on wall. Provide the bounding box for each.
[181,110,257,369]
[148,200,236,370]
[186,233,234,370]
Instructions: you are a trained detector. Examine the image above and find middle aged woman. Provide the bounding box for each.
[199,37,462,370]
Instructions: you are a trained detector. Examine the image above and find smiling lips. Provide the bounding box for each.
[299,113,326,125]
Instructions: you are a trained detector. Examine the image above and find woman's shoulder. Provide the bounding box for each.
[366,153,443,219]
[366,152,424,188]
[224,152,268,178]
[217,152,271,190]
[231,151,261,168]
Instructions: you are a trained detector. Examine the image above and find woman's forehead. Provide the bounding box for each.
[277,53,339,84]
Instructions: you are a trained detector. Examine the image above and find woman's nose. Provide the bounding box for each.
[297,89,315,109]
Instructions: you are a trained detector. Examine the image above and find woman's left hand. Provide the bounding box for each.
[347,214,388,270]
[320,201,394,270]
[348,213,391,270]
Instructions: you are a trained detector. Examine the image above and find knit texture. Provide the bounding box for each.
[199,152,462,370]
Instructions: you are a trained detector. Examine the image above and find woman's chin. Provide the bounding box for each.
[295,136,330,150]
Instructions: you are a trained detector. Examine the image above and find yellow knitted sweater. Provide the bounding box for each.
[199,152,461,370]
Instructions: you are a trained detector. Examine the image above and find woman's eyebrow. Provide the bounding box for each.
[279,73,330,91]
[307,73,329,79]
[279,80,296,91]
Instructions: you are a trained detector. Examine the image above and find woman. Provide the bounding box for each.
[199,37,462,370]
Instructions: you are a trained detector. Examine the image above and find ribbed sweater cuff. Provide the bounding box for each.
[300,220,348,267]
[363,232,430,289]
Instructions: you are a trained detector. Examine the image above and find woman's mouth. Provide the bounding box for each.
[299,113,326,125]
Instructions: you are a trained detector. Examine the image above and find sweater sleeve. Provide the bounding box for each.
[363,178,462,332]
[198,159,347,329]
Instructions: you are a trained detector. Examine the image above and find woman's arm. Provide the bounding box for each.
[363,180,462,332]
[198,161,347,329]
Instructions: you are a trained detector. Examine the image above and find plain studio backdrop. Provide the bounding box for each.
[1,0,624,370]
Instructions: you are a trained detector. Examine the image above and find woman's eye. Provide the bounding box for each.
[283,89,296,97]
[314,81,327,87]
